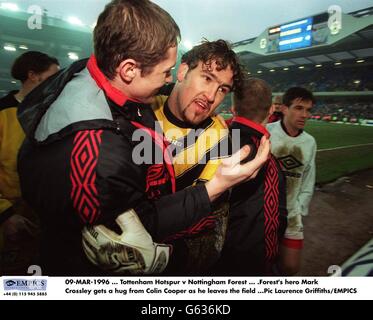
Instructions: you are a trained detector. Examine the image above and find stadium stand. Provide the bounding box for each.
[312,101,373,122]
[0,6,93,97]
[0,5,186,98]
[257,63,373,92]
[229,7,373,125]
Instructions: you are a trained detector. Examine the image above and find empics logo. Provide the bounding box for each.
[3,279,47,291]
[5,280,16,287]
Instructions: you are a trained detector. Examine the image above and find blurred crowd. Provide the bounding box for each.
[261,65,373,93]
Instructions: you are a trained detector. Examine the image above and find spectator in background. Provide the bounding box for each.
[0,51,59,274]
[267,87,316,275]
[268,94,283,123]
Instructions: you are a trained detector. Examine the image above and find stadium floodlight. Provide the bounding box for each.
[283,67,289,71]
[270,69,275,72]
[247,72,251,75]
[68,52,79,60]
[19,45,28,50]
[257,70,263,74]
[354,80,361,84]
[334,62,342,66]
[4,44,16,51]
[298,66,305,69]
[67,16,84,26]
[356,59,365,63]
[0,2,19,11]
[182,40,193,50]
[315,64,322,68]
[11,80,16,84]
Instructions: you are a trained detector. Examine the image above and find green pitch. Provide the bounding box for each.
[306,121,373,184]
[220,114,373,184]
[306,120,373,149]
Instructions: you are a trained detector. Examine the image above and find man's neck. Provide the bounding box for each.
[109,77,131,100]
[163,93,191,129]
[14,82,34,103]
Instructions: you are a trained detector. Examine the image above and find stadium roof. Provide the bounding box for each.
[1,4,372,96]
[0,9,93,95]
[234,7,373,70]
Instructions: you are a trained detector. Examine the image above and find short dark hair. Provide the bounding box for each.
[283,87,315,107]
[94,0,180,79]
[11,51,59,83]
[181,39,243,93]
[233,77,272,122]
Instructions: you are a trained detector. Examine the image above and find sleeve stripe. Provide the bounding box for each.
[70,130,103,224]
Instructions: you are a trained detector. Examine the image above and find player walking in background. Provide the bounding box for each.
[267,87,316,275]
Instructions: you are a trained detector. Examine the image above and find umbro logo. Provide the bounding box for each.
[278,155,303,170]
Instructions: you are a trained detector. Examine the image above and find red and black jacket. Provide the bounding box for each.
[17,56,212,275]
[268,111,283,123]
[215,117,287,275]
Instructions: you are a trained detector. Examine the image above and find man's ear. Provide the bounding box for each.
[27,70,39,83]
[117,59,138,83]
[177,63,189,82]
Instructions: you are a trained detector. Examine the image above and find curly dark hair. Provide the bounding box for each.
[181,39,244,93]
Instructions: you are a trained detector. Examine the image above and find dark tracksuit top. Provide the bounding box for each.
[17,56,212,275]
[216,117,288,275]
